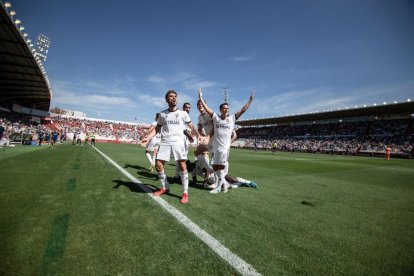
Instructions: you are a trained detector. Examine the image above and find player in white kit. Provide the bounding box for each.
[141,113,161,172]
[198,88,255,194]
[141,90,197,204]
[193,99,215,182]
[173,102,194,182]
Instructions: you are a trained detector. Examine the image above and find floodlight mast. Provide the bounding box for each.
[222,87,229,104]
[36,34,51,62]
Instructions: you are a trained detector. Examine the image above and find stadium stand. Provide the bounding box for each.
[1,2,412,158]
[235,102,414,159]
[0,110,148,145]
[2,97,413,158]
[0,2,51,113]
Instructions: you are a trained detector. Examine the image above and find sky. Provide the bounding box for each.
[11,0,414,123]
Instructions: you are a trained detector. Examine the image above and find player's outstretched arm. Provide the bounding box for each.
[188,122,199,139]
[198,88,214,117]
[184,122,199,143]
[235,91,255,120]
[141,125,155,138]
[141,124,161,143]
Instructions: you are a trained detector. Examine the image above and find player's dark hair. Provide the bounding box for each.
[183,102,191,109]
[219,103,229,109]
[155,113,160,120]
[165,90,177,100]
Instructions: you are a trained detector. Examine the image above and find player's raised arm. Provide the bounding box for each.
[235,91,255,120]
[198,88,214,117]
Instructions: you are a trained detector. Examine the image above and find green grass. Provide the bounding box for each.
[1,143,413,275]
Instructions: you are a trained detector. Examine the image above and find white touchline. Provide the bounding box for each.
[92,145,261,276]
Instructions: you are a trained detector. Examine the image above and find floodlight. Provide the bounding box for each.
[15,19,21,24]
[9,10,15,16]
[4,2,12,8]
[408,99,411,102]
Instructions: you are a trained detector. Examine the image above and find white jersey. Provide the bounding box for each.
[198,112,213,136]
[157,109,191,145]
[150,121,161,141]
[212,113,236,150]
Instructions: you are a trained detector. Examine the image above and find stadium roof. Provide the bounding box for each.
[237,101,414,126]
[0,2,51,112]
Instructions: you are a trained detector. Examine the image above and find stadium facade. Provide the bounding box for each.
[0,1,51,116]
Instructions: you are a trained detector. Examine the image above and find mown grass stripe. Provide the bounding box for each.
[41,213,70,274]
[92,145,261,276]
[66,178,76,191]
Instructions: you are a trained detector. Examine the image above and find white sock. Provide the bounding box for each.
[180,170,189,194]
[152,154,156,166]
[158,171,169,190]
[235,177,249,183]
[224,163,229,175]
[210,171,219,188]
[146,152,153,165]
[216,170,227,190]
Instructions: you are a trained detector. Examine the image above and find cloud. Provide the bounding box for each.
[51,80,137,112]
[138,94,165,108]
[147,72,193,84]
[147,72,218,91]
[147,75,167,83]
[183,80,217,90]
[137,92,196,109]
[229,55,254,62]
[241,81,414,120]
[53,90,136,108]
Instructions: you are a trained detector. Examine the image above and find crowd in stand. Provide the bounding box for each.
[236,119,414,157]
[50,115,147,142]
[1,109,413,158]
[0,111,149,145]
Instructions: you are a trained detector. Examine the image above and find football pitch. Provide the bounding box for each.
[1,143,413,275]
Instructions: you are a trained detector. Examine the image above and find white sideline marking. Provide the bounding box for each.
[92,146,261,276]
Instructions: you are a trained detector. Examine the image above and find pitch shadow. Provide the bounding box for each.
[112,180,154,193]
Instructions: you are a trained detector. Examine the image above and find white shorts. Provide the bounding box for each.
[146,137,161,152]
[211,147,229,166]
[156,143,187,162]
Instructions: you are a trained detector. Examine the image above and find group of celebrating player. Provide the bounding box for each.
[140,88,256,204]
